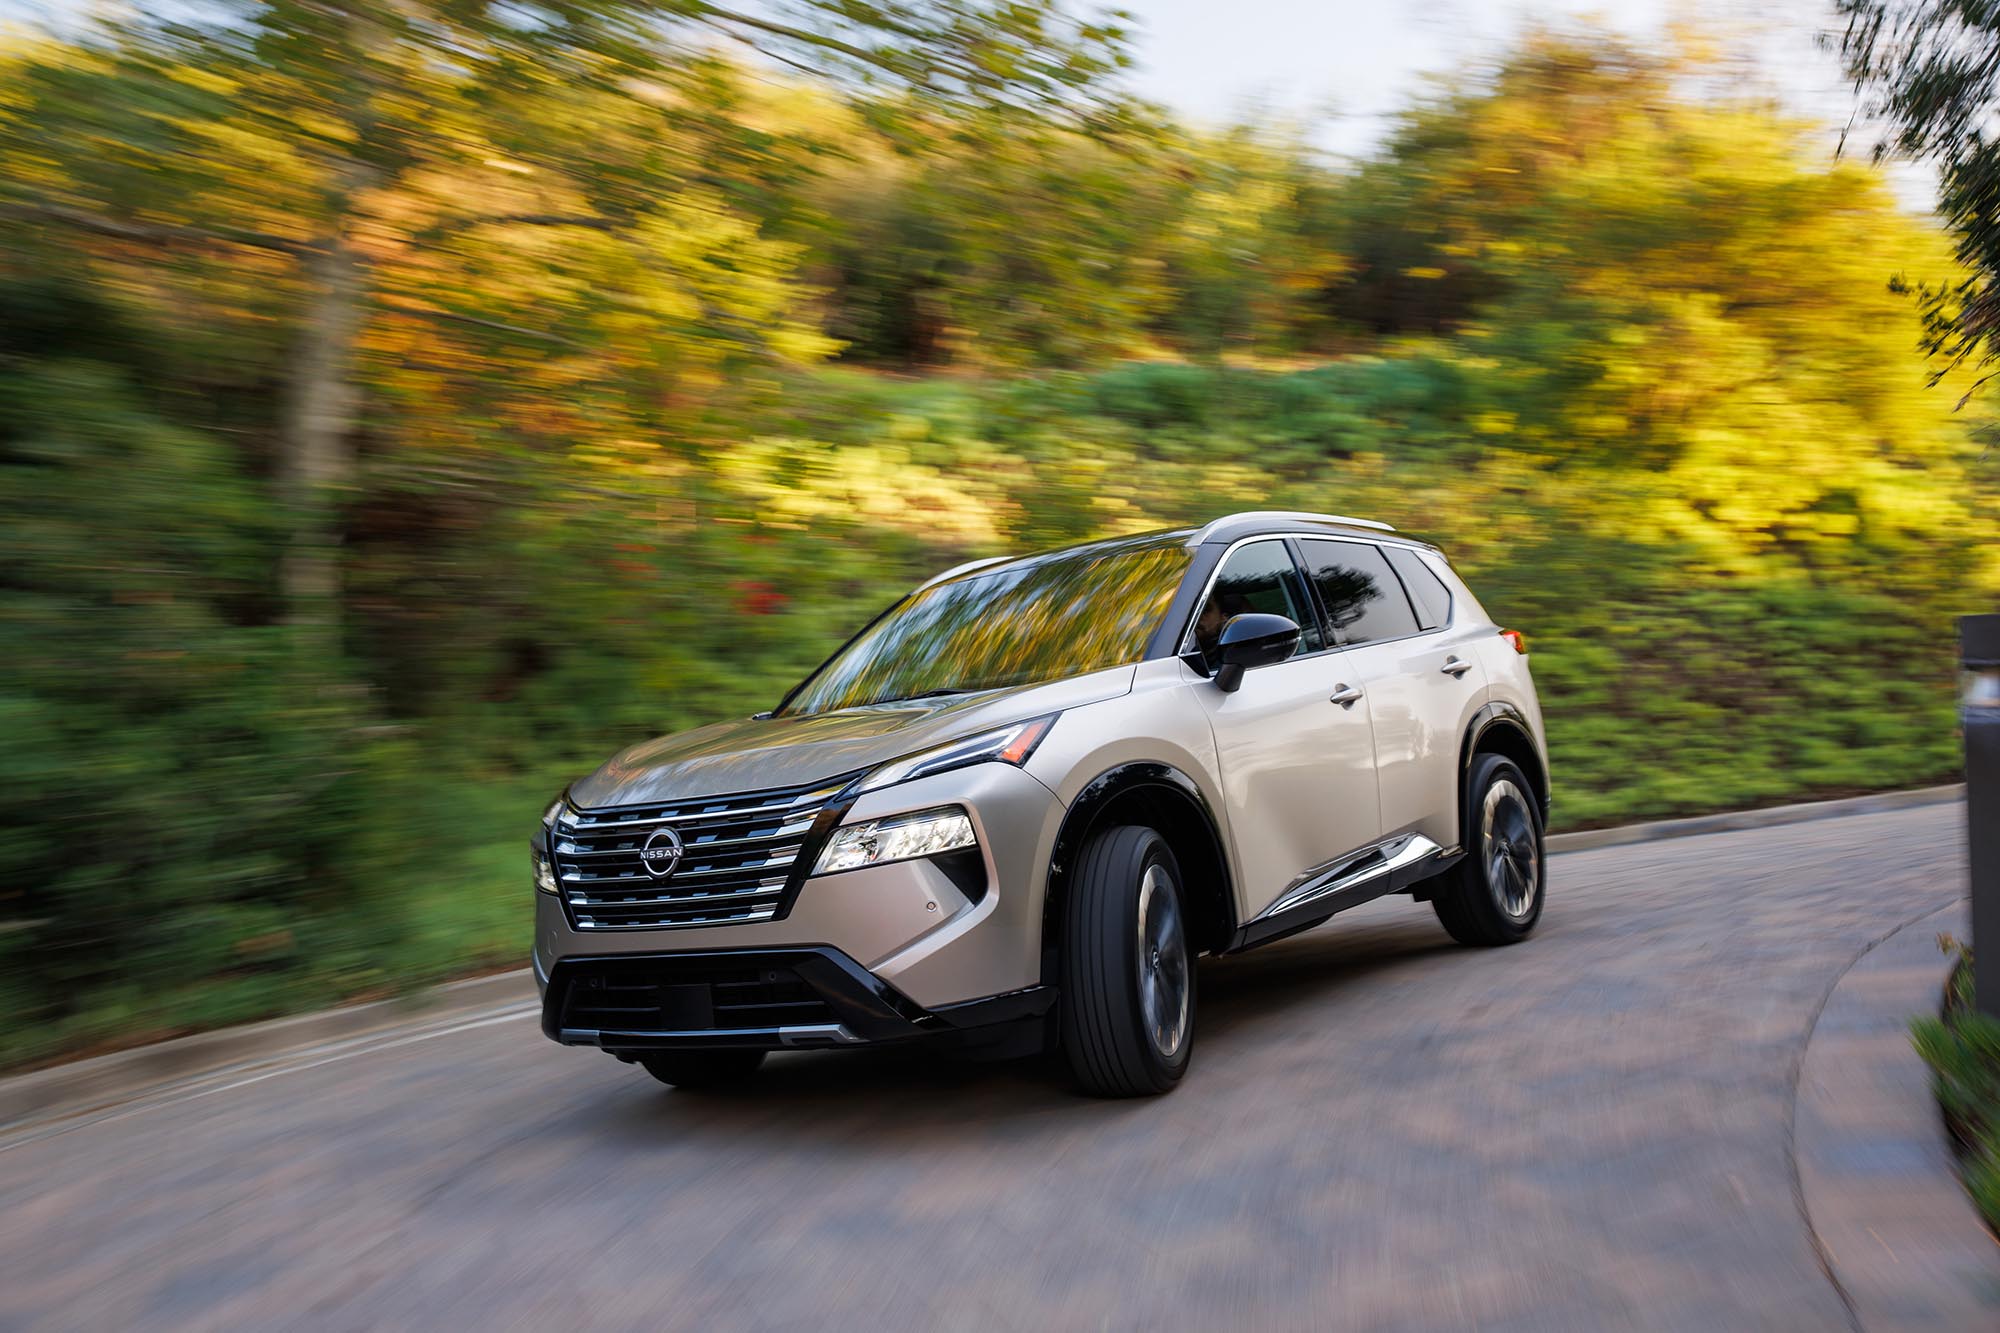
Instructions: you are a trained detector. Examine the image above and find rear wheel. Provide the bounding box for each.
[1059,825,1194,1097]
[1432,753,1544,947]
[638,1048,766,1089]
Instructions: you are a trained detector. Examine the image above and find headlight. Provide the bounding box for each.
[540,792,569,829]
[531,845,558,894]
[853,715,1057,795]
[813,806,977,875]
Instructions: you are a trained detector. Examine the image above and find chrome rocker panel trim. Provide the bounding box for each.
[1228,832,1451,953]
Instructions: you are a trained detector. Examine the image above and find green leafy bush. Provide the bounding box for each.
[1913,946,2000,1234]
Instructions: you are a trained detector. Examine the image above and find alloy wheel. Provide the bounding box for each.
[1481,778,1539,920]
[1135,864,1191,1059]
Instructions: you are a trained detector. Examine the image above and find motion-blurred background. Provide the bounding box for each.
[1,0,1994,1071]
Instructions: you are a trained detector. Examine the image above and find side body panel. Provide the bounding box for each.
[1470,637,1549,769]
[1421,549,1552,799]
[1025,658,1223,833]
[1022,656,1247,911]
[1335,620,1493,851]
[1185,647,1384,922]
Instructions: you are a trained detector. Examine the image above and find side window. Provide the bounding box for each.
[1384,546,1452,631]
[1299,539,1420,645]
[1187,540,1323,667]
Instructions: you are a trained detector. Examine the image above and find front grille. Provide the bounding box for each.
[559,962,837,1031]
[552,774,855,930]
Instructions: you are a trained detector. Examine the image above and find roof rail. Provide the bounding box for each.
[1196,511,1395,541]
[919,555,1013,589]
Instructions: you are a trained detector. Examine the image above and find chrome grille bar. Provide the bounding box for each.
[555,819,817,857]
[567,881,785,907]
[561,784,848,831]
[552,774,856,931]
[560,850,798,886]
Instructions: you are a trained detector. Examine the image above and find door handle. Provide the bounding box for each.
[1440,656,1472,677]
[1329,684,1363,707]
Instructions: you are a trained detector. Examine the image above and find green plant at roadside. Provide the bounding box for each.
[1912,940,2000,1233]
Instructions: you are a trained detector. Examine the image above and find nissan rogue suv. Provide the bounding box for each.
[534,512,1549,1096]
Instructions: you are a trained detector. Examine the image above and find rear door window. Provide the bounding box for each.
[1384,546,1452,631]
[1298,539,1420,645]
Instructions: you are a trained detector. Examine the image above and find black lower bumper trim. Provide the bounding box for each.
[929,985,1057,1029]
[542,947,1051,1053]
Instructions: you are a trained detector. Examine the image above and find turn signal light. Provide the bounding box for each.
[1499,629,1527,655]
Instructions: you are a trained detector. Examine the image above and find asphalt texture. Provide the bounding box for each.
[0,802,1974,1331]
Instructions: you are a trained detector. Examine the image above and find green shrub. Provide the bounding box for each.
[1913,948,2000,1234]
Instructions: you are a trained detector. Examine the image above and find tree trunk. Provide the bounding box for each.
[279,236,365,661]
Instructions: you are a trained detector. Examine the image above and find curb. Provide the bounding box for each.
[0,968,536,1133]
[0,782,1966,1133]
[1793,901,2000,1328]
[1545,784,1964,854]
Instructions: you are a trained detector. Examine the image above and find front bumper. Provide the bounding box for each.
[542,947,1054,1052]
[534,762,1067,1023]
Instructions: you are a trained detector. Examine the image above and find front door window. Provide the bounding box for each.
[1187,540,1323,668]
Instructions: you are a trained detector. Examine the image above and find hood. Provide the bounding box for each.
[567,666,1135,809]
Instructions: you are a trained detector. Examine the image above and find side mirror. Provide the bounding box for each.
[1211,613,1300,693]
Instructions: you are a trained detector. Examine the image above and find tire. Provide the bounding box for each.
[1432,753,1545,947]
[1058,824,1195,1097]
[638,1048,766,1089]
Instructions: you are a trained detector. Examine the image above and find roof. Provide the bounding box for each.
[1192,511,1396,546]
[918,512,1411,592]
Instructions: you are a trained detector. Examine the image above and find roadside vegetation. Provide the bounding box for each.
[2,10,1996,1068]
[1913,944,2000,1234]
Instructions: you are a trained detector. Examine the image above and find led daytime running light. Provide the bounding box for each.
[813,806,977,875]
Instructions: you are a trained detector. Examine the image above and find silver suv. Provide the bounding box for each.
[534,512,1549,1096]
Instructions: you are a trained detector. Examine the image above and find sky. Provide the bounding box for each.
[1115,0,1864,158]
[0,0,1916,199]
[0,0,1875,146]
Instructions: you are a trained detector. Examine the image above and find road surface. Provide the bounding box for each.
[0,803,1972,1330]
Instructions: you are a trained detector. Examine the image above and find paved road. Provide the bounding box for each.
[0,804,1972,1331]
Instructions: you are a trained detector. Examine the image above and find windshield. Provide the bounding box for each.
[778,536,1191,717]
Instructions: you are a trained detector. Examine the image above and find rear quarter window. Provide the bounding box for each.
[1384,546,1452,631]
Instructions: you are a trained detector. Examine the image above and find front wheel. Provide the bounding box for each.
[1431,753,1544,947]
[1059,825,1194,1097]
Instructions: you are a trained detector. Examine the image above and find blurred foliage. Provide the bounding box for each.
[1839,0,2000,403]
[806,110,1334,362]
[1913,942,2000,1234]
[0,19,1995,1064]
